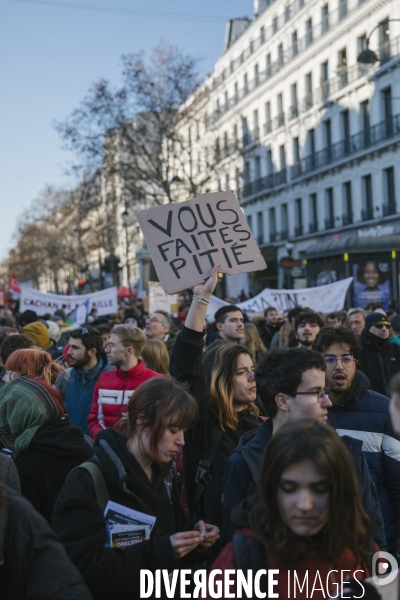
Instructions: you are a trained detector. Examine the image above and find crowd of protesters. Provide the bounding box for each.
[1,276,400,599]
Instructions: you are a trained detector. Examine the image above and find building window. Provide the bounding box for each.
[358,34,367,54]
[269,207,276,241]
[292,31,298,57]
[321,61,329,99]
[247,214,252,231]
[254,63,259,87]
[280,145,286,172]
[382,87,393,136]
[257,211,264,245]
[321,4,329,33]
[310,193,318,232]
[266,53,272,78]
[273,16,278,33]
[260,26,265,43]
[308,128,316,169]
[278,44,284,67]
[290,83,298,118]
[338,48,347,86]
[379,18,390,63]
[324,119,332,161]
[306,18,313,46]
[281,203,288,238]
[362,175,373,220]
[265,101,272,134]
[225,173,230,191]
[267,149,273,175]
[255,156,261,181]
[234,82,238,103]
[233,123,238,148]
[383,167,396,215]
[361,99,370,146]
[244,73,248,95]
[325,188,334,229]
[277,93,284,127]
[305,72,313,109]
[293,137,300,164]
[339,0,347,21]
[285,4,291,22]
[343,182,353,225]
[341,109,350,153]
[253,109,259,139]
[295,198,303,236]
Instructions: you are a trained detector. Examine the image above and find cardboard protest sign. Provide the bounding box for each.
[138,191,267,294]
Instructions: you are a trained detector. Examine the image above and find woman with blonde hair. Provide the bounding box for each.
[170,266,263,529]
[0,349,92,522]
[241,322,268,364]
[141,339,170,375]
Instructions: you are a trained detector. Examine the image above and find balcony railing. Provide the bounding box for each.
[241,168,287,199]
[383,204,396,216]
[362,208,374,221]
[309,222,318,233]
[295,225,304,236]
[342,213,353,225]
[242,128,260,148]
[291,113,400,179]
[280,229,289,241]
[270,231,277,242]
[206,33,400,133]
[325,217,335,230]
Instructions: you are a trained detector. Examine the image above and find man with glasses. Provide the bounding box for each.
[313,325,400,558]
[357,311,400,397]
[88,325,159,439]
[64,326,112,434]
[145,310,176,356]
[220,347,385,548]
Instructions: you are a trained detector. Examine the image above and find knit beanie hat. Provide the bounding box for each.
[21,321,52,350]
[365,312,390,331]
[18,310,38,328]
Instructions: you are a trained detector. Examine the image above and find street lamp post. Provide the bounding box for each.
[357,19,400,64]
[284,242,294,289]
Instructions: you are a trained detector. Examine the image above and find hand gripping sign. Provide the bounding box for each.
[138,191,267,294]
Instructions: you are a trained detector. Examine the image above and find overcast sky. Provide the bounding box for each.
[0,0,251,260]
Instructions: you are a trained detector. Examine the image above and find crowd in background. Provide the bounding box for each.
[1,280,400,599]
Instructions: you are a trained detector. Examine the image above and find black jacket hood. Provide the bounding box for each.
[20,415,90,459]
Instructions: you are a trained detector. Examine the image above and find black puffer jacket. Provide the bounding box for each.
[14,414,93,523]
[358,330,400,397]
[52,428,198,600]
[0,483,92,600]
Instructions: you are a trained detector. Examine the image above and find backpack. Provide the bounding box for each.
[67,460,109,511]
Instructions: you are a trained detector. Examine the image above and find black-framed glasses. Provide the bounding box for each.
[324,355,356,367]
[289,388,330,402]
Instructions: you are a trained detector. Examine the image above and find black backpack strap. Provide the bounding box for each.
[193,426,223,508]
[68,460,109,512]
[233,533,267,599]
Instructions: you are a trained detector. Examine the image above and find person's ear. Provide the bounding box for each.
[216,321,223,332]
[275,393,290,412]
[88,348,97,357]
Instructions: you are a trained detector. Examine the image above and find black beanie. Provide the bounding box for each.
[18,309,38,328]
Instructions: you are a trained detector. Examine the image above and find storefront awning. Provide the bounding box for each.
[304,235,400,259]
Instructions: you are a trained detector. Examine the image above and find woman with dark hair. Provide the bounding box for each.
[354,260,390,309]
[52,378,219,600]
[209,419,375,599]
[0,349,92,522]
[170,266,262,527]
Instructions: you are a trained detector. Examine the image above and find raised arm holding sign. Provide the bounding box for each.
[138,191,267,294]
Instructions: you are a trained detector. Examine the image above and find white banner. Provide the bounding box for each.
[20,287,119,317]
[148,282,179,318]
[207,277,353,321]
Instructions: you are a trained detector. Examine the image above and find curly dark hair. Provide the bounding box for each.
[255,348,326,418]
[250,419,371,565]
[312,326,362,359]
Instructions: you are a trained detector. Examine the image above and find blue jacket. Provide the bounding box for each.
[328,370,400,547]
[221,415,386,549]
[64,352,113,435]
